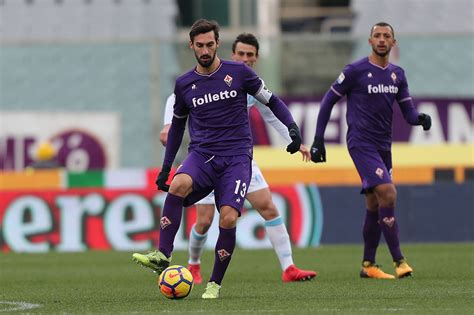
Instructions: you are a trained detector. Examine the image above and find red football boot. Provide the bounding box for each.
[282,265,317,282]
[188,263,203,284]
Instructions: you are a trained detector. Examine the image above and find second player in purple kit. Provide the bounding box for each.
[132,19,302,299]
[311,22,431,279]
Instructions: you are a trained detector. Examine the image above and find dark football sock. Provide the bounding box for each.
[209,226,236,285]
[158,193,184,258]
[379,207,403,262]
[363,209,381,263]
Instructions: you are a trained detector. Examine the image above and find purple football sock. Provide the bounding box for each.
[158,193,184,258]
[209,226,236,285]
[363,209,381,263]
[379,207,404,262]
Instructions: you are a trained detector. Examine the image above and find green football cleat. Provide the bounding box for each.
[132,250,170,275]
[202,281,221,299]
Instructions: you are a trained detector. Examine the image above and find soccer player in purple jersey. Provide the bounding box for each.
[310,22,431,279]
[184,33,316,284]
[132,19,302,299]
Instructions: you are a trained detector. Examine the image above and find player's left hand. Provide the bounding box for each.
[310,136,326,163]
[418,113,431,131]
[156,166,171,192]
[299,145,311,162]
[286,123,302,154]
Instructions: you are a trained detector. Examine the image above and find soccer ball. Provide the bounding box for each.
[158,265,194,299]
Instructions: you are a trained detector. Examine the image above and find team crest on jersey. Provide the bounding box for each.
[337,72,345,84]
[218,249,231,261]
[391,72,397,83]
[224,74,233,87]
[375,168,384,179]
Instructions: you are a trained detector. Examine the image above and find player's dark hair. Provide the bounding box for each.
[189,19,220,43]
[232,33,260,56]
[371,22,395,38]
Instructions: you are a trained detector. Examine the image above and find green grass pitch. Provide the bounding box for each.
[1,243,473,314]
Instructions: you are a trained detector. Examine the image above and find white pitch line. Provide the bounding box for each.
[0,301,42,312]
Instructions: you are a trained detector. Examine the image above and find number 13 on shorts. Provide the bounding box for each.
[234,179,248,198]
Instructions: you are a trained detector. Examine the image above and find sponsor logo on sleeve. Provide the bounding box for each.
[337,72,345,84]
[375,168,384,179]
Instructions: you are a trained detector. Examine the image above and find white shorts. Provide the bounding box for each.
[195,160,268,205]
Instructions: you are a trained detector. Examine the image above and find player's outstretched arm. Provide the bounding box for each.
[254,102,308,158]
[254,93,302,154]
[254,101,292,141]
[244,69,301,154]
[157,115,187,191]
[310,89,340,163]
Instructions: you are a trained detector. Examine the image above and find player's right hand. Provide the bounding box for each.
[156,166,171,192]
[310,136,326,163]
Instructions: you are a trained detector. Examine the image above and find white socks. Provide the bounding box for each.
[188,217,294,271]
[188,224,208,265]
[265,216,294,271]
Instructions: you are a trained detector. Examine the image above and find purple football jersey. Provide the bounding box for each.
[173,60,262,157]
[331,57,411,150]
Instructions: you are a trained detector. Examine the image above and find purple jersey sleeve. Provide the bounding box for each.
[240,63,262,95]
[331,64,357,97]
[162,84,189,168]
[396,69,419,125]
[314,64,356,138]
[315,89,341,138]
[241,65,295,127]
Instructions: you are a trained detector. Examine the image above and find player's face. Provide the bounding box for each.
[190,31,219,68]
[369,26,396,57]
[231,42,258,67]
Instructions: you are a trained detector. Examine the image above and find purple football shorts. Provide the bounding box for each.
[175,151,252,214]
[348,146,393,194]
